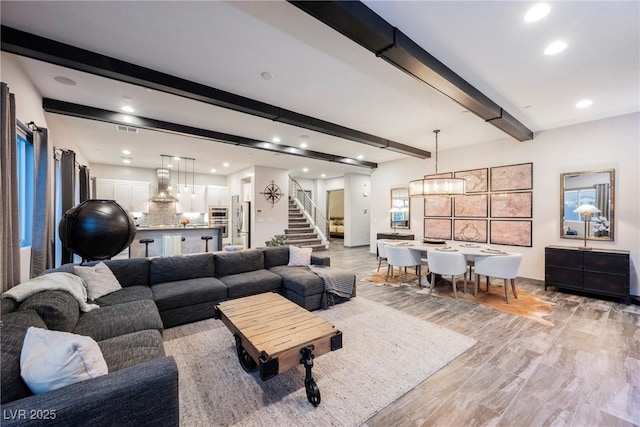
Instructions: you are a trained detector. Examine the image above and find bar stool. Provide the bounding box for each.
[139,238,155,257]
[201,235,213,252]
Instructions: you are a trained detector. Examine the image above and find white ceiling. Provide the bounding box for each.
[2,1,638,178]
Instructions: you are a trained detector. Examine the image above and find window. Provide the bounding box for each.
[563,188,596,221]
[17,126,34,247]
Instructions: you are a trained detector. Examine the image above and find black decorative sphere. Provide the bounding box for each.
[59,199,136,261]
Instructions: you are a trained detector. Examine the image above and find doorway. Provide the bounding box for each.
[327,189,344,239]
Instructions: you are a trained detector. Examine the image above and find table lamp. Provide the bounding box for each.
[573,204,601,250]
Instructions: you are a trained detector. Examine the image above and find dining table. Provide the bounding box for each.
[378,239,522,288]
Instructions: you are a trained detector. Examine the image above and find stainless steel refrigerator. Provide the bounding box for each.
[233,198,250,248]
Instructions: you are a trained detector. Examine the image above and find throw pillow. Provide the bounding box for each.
[74,262,122,301]
[288,245,313,267]
[20,327,108,395]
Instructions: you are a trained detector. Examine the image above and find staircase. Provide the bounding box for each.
[285,199,327,251]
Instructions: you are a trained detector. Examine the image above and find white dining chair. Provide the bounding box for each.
[474,254,523,303]
[385,245,422,286]
[426,250,468,298]
[376,240,389,273]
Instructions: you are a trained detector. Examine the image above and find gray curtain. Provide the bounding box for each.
[1,82,20,290]
[79,165,90,202]
[60,150,76,265]
[30,128,54,278]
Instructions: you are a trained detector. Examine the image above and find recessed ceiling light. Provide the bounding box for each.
[321,174,326,178]
[121,105,135,113]
[261,71,274,80]
[122,115,133,123]
[300,142,308,148]
[524,3,550,22]
[576,99,593,109]
[544,41,568,55]
[303,168,309,172]
[223,162,230,167]
[167,164,173,168]
[173,156,180,160]
[122,150,131,155]
[357,154,364,160]
[211,168,217,173]
[54,76,77,86]
[272,137,281,143]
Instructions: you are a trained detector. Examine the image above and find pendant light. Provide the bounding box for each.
[409,130,466,197]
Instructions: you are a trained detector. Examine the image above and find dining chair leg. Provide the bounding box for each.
[511,278,518,299]
[463,274,468,294]
[386,264,391,281]
[377,258,382,272]
[429,272,435,294]
[486,276,491,292]
[503,278,510,304]
[474,274,479,297]
[451,275,458,299]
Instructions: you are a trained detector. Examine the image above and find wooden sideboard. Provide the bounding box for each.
[545,245,630,304]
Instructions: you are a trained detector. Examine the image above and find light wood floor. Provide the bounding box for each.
[321,241,640,427]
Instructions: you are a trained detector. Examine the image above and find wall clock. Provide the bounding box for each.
[261,181,283,205]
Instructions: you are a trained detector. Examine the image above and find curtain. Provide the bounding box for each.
[79,165,90,202]
[30,128,54,278]
[1,82,20,290]
[59,150,76,265]
[594,183,608,219]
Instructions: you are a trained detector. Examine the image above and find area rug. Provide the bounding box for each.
[362,270,554,326]
[163,297,476,427]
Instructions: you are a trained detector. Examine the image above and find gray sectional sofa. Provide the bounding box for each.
[1,245,355,426]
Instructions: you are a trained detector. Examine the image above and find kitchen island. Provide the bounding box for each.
[130,226,223,258]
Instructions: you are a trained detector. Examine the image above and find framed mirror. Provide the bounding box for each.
[390,188,410,230]
[560,169,614,241]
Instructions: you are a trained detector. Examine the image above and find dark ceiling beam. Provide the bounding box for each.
[288,1,534,142]
[2,25,429,159]
[42,98,378,169]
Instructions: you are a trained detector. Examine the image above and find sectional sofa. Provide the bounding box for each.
[1,246,355,426]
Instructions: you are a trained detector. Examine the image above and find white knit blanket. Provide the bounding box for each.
[3,272,99,312]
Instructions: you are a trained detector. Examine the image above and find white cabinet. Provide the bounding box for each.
[206,185,230,207]
[94,179,149,213]
[178,185,207,213]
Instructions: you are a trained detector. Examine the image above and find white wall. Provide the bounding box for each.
[252,166,289,248]
[344,173,371,247]
[371,113,640,295]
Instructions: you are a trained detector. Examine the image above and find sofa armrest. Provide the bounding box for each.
[1,357,179,427]
[311,254,330,267]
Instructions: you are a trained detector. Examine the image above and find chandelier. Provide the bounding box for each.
[409,130,466,197]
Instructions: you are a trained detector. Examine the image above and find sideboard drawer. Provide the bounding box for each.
[584,271,628,296]
[545,266,582,288]
[545,248,583,269]
[584,252,629,274]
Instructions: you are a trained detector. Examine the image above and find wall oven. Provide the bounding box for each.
[209,207,228,219]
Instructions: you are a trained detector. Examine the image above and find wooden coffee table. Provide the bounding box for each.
[214,292,342,406]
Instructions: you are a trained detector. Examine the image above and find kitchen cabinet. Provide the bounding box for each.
[207,185,230,207]
[178,185,207,212]
[545,245,630,304]
[94,179,149,213]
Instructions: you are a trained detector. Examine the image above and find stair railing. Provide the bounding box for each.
[289,176,330,244]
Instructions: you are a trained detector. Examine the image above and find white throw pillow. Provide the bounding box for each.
[20,327,108,395]
[288,245,313,267]
[73,262,122,300]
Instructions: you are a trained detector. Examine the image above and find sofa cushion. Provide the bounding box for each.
[94,286,154,307]
[74,262,122,300]
[215,249,264,277]
[149,253,214,285]
[44,259,151,288]
[20,327,108,395]
[18,290,80,332]
[1,310,47,404]
[270,266,325,296]
[263,246,289,269]
[288,246,313,266]
[151,277,227,312]
[98,330,165,372]
[220,270,282,298]
[73,300,163,342]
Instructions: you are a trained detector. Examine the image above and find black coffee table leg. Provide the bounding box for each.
[235,334,256,372]
[300,345,321,406]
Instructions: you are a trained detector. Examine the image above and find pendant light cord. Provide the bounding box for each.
[433,129,440,175]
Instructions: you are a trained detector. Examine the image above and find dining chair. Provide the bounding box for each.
[426,250,468,298]
[376,240,389,273]
[473,254,523,303]
[385,245,422,286]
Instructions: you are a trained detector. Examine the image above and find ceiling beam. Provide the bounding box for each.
[2,25,429,159]
[288,1,534,142]
[42,98,378,169]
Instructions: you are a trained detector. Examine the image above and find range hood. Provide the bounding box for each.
[149,168,178,202]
